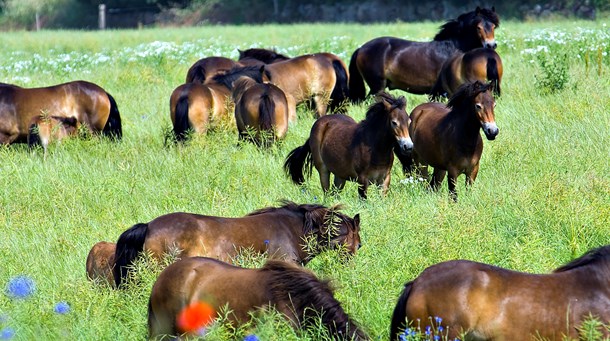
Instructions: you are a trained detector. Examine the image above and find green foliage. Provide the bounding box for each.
[0,20,608,340]
[535,52,570,94]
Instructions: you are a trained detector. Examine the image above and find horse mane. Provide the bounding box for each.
[239,48,290,63]
[211,65,266,89]
[434,7,500,42]
[553,245,610,273]
[360,92,406,129]
[447,81,492,111]
[263,260,367,340]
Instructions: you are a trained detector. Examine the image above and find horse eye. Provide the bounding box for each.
[391,120,399,127]
[475,103,483,110]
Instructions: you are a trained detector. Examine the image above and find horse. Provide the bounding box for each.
[403,81,498,201]
[185,56,240,83]
[113,201,361,287]
[0,81,122,144]
[430,48,503,100]
[348,6,499,101]
[232,75,290,147]
[27,114,79,157]
[390,244,610,341]
[86,241,116,287]
[239,48,350,113]
[170,66,267,141]
[148,257,369,340]
[284,92,412,198]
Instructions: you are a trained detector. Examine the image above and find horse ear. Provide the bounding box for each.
[353,214,360,229]
[476,6,481,15]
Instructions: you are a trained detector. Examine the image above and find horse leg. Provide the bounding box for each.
[381,172,391,196]
[465,163,480,188]
[318,167,331,193]
[447,169,459,201]
[313,94,329,118]
[430,168,446,191]
[333,176,346,191]
[357,179,369,199]
[286,94,297,123]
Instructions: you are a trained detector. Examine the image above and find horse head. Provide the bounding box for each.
[302,204,361,258]
[449,81,498,140]
[438,7,499,51]
[474,6,499,49]
[376,93,413,152]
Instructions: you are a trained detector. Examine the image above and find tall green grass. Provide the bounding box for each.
[0,20,608,340]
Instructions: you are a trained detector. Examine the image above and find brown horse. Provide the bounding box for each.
[185,56,240,83]
[113,201,361,287]
[284,93,412,198]
[86,241,116,287]
[430,48,503,100]
[232,75,290,147]
[239,48,349,112]
[148,257,369,340]
[404,81,498,201]
[27,114,79,156]
[390,244,610,341]
[170,66,266,141]
[0,81,122,144]
[348,7,499,101]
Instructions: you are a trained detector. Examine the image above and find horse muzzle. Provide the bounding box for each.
[484,39,498,49]
[482,122,499,140]
[397,137,414,152]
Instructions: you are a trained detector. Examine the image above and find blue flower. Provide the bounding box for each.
[425,326,431,335]
[435,316,442,325]
[264,240,270,246]
[434,336,440,341]
[0,327,14,339]
[438,326,444,332]
[398,334,407,341]
[54,301,70,314]
[5,276,35,299]
[243,334,259,341]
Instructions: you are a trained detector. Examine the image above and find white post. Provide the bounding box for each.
[98,4,106,30]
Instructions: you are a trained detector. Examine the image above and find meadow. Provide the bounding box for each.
[0,19,609,340]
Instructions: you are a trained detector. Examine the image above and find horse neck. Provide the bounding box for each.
[446,106,482,148]
[357,119,395,155]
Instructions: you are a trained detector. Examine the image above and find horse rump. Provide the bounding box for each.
[390,281,413,341]
[102,93,123,140]
[114,222,149,288]
[284,140,313,184]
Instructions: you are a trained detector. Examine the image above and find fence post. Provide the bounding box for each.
[35,12,40,31]
[99,4,106,30]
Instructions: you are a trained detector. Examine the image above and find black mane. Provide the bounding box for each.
[211,65,266,89]
[447,81,492,111]
[361,92,406,129]
[553,245,610,273]
[238,48,290,64]
[264,260,368,340]
[434,7,499,49]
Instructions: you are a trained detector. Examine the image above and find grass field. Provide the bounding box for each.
[0,19,609,340]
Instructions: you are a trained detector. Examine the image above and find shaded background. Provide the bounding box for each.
[0,0,605,30]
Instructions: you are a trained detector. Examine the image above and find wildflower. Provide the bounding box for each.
[434,336,440,341]
[264,240,270,246]
[243,334,259,341]
[54,302,70,315]
[425,325,431,335]
[0,327,14,339]
[438,326,444,332]
[5,276,35,299]
[434,316,442,325]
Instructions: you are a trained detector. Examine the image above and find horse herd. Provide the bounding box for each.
[2,5,608,340]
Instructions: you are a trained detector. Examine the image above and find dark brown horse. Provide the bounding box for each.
[404,81,498,200]
[27,114,79,156]
[86,241,116,287]
[148,257,369,340]
[390,244,610,340]
[185,56,240,83]
[240,48,350,113]
[232,75,290,147]
[349,7,499,101]
[431,47,503,100]
[113,201,361,287]
[284,93,412,198]
[171,66,266,141]
[0,81,122,144]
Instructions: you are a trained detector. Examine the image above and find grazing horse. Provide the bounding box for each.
[0,81,122,144]
[148,257,369,340]
[390,244,610,341]
[113,201,361,287]
[185,56,240,83]
[86,241,116,287]
[170,66,266,141]
[349,7,499,101]
[27,115,79,156]
[232,75,290,147]
[430,48,503,100]
[284,93,412,198]
[405,81,498,201]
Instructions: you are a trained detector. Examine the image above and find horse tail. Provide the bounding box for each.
[187,64,206,83]
[113,223,148,288]
[348,48,366,103]
[102,93,123,140]
[173,91,191,142]
[283,139,313,184]
[258,87,276,146]
[390,281,414,341]
[487,56,501,97]
[329,59,349,113]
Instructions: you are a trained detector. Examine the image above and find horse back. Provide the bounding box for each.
[266,55,335,100]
